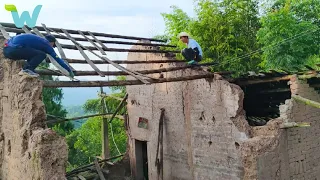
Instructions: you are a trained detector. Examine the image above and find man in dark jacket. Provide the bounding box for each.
[3,34,73,78]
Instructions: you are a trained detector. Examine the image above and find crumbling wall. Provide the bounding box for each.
[0,38,68,180]
[126,43,320,180]
[240,74,320,180]
[126,42,251,180]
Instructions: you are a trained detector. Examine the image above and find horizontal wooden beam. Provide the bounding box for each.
[65,58,182,64]
[43,74,215,87]
[59,43,179,53]
[4,27,176,47]
[0,22,165,42]
[36,65,203,76]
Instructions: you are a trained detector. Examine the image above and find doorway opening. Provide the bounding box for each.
[135,140,149,180]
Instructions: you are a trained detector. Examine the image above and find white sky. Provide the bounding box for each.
[0,0,196,81]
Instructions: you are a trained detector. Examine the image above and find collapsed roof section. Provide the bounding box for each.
[0,22,189,85]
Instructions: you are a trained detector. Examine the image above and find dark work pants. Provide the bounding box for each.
[3,46,46,72]
[181,48,202,62]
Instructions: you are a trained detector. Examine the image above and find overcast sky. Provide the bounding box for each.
[0,0,196,80]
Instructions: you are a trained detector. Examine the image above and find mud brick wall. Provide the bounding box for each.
[286,76,320,179]
[0,37,68,180]
[126,42,251,180]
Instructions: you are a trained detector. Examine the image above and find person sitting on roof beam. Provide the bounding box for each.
[178,32,203,65]
[3,34,74,78]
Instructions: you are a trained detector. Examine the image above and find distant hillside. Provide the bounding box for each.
[65,105,88,129]
[61,87,111,106]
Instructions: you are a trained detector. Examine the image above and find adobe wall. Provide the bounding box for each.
[0,38,68,180]
[126,43,320,180]
[126,42,251,180]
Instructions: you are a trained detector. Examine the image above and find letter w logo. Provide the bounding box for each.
[5,5,42,28]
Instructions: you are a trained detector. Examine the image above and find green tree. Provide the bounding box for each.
[66,77,127,169]
[161,0,262,75]
[257,0,320,70]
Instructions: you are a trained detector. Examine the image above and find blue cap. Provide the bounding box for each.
[45,35,57,47]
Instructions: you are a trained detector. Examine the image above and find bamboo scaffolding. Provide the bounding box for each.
[43,74,216,87]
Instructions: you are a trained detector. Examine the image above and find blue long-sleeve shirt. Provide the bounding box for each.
[7,34,72,73]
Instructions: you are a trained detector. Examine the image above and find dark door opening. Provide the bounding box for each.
[135,140,149,180]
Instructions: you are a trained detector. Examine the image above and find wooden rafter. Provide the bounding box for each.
[32,27,45,38]
[21,26,31,33]
[78,30,106,55]
[87,31,108,49]
[0,24,10,39]
[46,26,152,84]
[61,28,105,77]
[2,27,176,47]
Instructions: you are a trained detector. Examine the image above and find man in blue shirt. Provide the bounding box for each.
[3,34,73,78]
[178,32,203,65]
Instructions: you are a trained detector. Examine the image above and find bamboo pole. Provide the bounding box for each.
[43,74,216,88]
[292,95,320,109]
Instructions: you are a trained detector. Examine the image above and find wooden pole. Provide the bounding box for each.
[292,95,320,109]
[100,87,110,159]
[94,157,106,180]
[46,113,124,124]
[109,94,128,123]
[66,154,125,176]
[43,74,216,87]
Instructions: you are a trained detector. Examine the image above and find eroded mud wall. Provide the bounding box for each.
[0,37,67,180]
